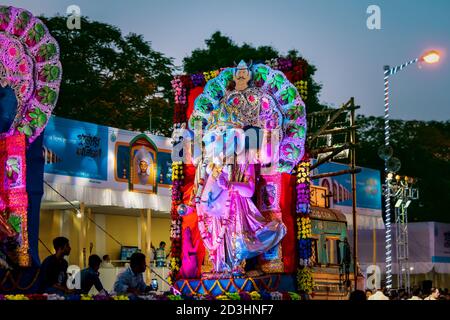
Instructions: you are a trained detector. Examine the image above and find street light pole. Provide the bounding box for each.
[383,65,393,290]
[382,51,440,290]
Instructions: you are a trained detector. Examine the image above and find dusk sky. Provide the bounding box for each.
[5,0,450,121]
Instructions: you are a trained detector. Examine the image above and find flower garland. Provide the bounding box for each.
[295,157,314,294]
[170,77,187,125]
[297,267,314,294]
[296,158,312,265]
[294,80,308,102]
[170,56,313,285]
[171,56,311,109]
[0,291,302,301]
[168,162,183,284]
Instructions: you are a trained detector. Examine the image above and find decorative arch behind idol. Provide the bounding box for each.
[189,64,307,173]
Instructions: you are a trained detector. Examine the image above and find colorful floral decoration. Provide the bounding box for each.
[171,56,314,293]
[0,291,305,301]
[189,63,307,174]
[296,158,312,264]
[169,77,187,285]
[294,80,308,102]
[0,131,28,266]
[295,156,314,293]
[0,6,62,267]
[168,161,184,284]
[297,266,314,294]
[0,5,62,143]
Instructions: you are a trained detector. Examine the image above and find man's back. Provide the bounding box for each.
[39,254,68,292]
[80,267,104,294]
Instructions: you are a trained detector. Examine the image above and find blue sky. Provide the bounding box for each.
[5,0,450,121]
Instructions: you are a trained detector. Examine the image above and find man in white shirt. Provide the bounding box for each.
[101,255,114,268]
[368,287,389,300]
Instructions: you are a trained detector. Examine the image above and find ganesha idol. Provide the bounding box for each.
[178,61,307,276]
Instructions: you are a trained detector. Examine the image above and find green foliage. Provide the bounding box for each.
[356,115,450,223]
[184,33,326,113]
[183,31,279,73]
[40,16,175,136]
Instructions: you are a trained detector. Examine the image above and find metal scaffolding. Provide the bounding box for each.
[386,175,419,292]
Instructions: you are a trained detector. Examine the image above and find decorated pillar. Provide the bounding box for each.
[0,6,62,266]
[0,133,28,266]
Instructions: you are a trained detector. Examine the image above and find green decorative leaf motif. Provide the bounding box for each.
[254,66,269,81]
[281,87,298,104]
[38,86,57,105]
[268,74,285,90]
[18,124,33,136]
[8,215,22,233]
[29,108,47,127]
[43,64,60,82]
[221,69,233,82]
[39,43,57,60]
[196,97,212,114]
[34,23,45,37]
[15,11,30,30]
[287,104,305,119]
[6,157,20,178]
[207,81,223,100]
[278,161,294,173]
[28,23,45,42]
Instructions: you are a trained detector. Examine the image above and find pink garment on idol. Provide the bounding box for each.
[197,164,286,273]
[179,227,199,278]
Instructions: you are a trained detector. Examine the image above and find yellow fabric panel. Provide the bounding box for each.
[105,215,139,260]
[150,217,171,250]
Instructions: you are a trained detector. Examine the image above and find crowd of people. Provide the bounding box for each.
[38,236,158,296]
[348,286,449,301]
[6,235,449,299]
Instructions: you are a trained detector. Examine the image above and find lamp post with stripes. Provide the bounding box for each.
[382,50,440,290]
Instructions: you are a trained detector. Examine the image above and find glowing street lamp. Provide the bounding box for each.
[381,49,440,290]
[421,50,440,64]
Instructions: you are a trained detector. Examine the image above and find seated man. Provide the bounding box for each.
[101,254,114,268]
[113,252,151,295]
[80,254,107,294]
[39,236,74,295]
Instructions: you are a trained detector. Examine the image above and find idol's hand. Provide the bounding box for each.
[217,173,229,190]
